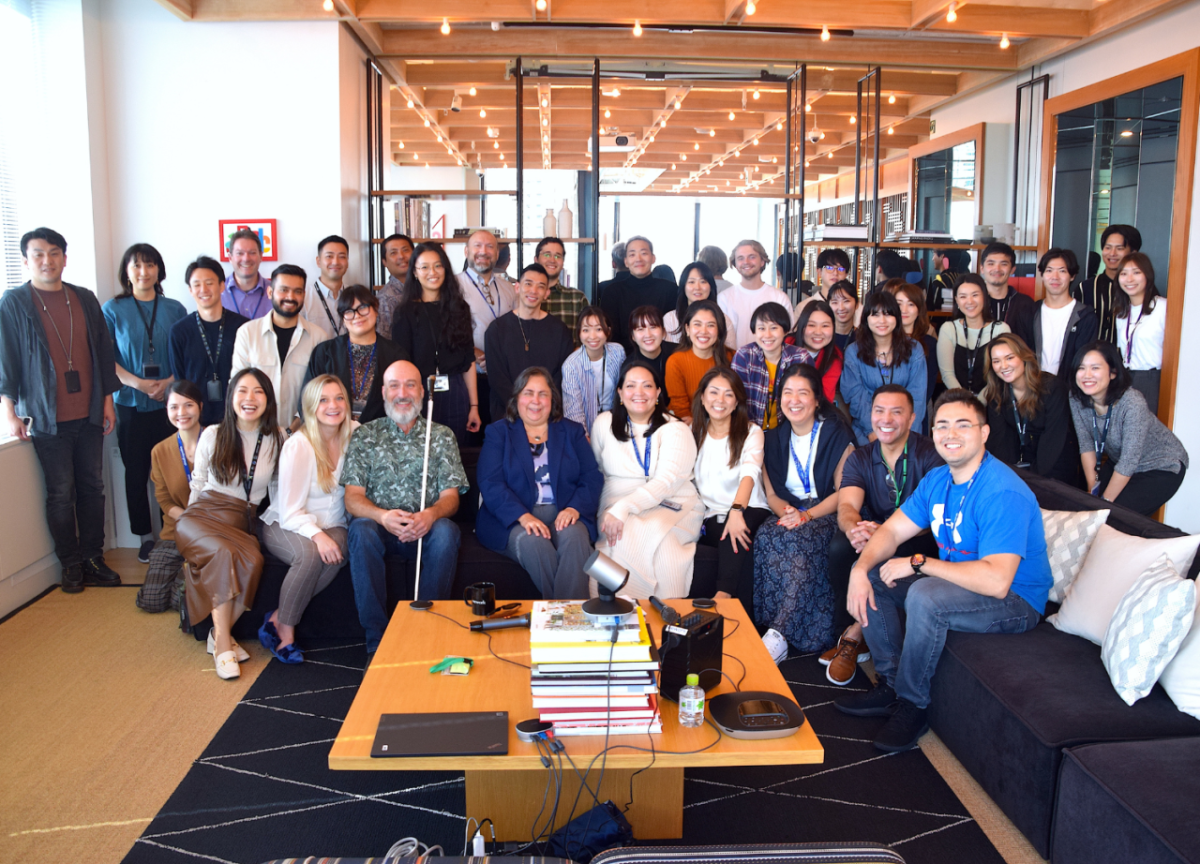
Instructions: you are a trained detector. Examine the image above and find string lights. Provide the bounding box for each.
[441,17,450,34]
[820,25,830,41]
[633,20,642,35]
[946,3,957,22]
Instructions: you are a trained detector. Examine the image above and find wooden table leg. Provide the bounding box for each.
[465,766,684,840]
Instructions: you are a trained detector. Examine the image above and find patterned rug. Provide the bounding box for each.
[121,641,1004,863]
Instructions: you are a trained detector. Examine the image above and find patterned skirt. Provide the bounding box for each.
[752,512,839,652]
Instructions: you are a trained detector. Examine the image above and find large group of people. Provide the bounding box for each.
[1,222,1190,750]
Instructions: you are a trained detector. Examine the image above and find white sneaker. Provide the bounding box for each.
[214,650,241,679]
[762,628,789,665]
[208,630,250,662]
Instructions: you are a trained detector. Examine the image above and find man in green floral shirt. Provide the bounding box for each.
[344,360,469,652]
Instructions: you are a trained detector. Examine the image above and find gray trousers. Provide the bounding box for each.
[259,521,349,627]
[503,504,593,599]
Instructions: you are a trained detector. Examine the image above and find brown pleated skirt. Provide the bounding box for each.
[176,490,264,626]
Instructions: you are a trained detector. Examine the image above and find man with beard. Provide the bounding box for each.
[231,264,331,432]
[597,236,677,351]
[718,239,793,348]
[457,230,515,425]
[342,360,469,654]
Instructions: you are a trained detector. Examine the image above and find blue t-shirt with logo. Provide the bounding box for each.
[899,453,1052,614]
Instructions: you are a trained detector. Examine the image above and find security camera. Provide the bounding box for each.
[807,125,822,144]
[450,94,463,113]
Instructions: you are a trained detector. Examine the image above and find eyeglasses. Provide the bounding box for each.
[539,252,565,262]
[932,421,984,432]
[342,305,375,320]
[822,265,847,273]
[415,263,445,273]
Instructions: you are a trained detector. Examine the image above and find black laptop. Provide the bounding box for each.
[370,711,509,758]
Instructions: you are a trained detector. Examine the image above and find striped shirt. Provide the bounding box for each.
[562,342,625,434]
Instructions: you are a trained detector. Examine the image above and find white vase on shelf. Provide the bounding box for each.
[544,208,557,237]
[558,199,573,239]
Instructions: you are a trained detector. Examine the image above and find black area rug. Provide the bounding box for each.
[122,642,1004,864]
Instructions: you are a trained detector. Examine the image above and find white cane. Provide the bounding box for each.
[409,375,438,611]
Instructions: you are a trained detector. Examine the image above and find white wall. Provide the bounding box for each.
[928,2,1200,531]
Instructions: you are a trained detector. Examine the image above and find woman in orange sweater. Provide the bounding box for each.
[665,299,734,421]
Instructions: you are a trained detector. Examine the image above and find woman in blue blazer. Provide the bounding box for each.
[476,366,604,598]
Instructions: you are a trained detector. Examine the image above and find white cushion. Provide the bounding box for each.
[1160,590,1200,720]
[1048,524,1200,645]
[1041,508,1109,603]
[1101,554,1196,705]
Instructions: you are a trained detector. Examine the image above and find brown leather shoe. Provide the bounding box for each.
[819,627,870,666]
[826,633,869,686]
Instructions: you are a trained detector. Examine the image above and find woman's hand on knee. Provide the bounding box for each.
[554,508,580,531]
[518,513,552,539]
[312,531,344,565]
[601,513,624,545]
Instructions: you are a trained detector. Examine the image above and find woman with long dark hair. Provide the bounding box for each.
[982,333,1079,485]
[665,299,733,421]
[390,242,481,444]
[889,280,938,399]
[690,367,771,614]
[1113,251,1167,412]
[789,299,844,403]
[937,274,1010,394]
[662,261,735,349]
[1067,341,1187,514]
[590,360,704,598]
[103,243,188,562]
[754,363,856,662]
[840,291,928,444]
[176,368,283,679]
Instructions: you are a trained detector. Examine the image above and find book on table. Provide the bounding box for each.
[539,695,660,723]
[529,605,654,664]
[529,600,646,643]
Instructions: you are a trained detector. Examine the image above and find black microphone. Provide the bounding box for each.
[469,614,531,632]
[649,596,680,624]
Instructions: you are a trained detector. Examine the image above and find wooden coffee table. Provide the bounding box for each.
[329,598,823,839]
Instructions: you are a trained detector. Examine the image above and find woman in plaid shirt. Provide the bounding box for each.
[731,302,805,429]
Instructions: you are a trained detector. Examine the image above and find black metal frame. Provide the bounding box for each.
[1014,73,1051,227]
[855,67,883,287]
[366,59,386,287]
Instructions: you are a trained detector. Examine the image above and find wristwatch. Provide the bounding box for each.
[910,553,926,575]
[729,503,746,512]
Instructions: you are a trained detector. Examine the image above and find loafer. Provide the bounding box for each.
[137,540,155,564]
[61,564,84,594]
[258,615,282,652]
[81,556,121,586]
[214,649,241,680]
[826,633,869,686]
[271,642,305,664]
[819,626,871,666]
[835,680,899,717]
[761,628,789,665]
[873,699,929,752]
[207,630,250,663]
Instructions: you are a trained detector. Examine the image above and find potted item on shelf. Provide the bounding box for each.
[558,199,573,239]
[544,208,557,237]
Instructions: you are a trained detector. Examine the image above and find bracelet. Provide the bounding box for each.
[470,403,478,407]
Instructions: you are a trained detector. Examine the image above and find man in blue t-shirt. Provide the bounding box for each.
[835,389,1051,753]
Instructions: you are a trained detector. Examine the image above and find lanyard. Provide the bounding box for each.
[1124,305,1146,364]
[1012,394,1032,467]
[627,419,652,476]
[876,358,895,385]
[29,284,75,370]
[465,270,499,319]
[348,339,378,403]
[242,431,265,500]
[235,284,267,320]
[940,452,988,539]
[592,351,608,413]
[176,433,193,483]
[964,321,994,387]
[884,440,909,510]
[194,312,225,381]
[314,281,342,335]
[788,420,821,500]
[1091,405,1113,458]
[133,294,161,355]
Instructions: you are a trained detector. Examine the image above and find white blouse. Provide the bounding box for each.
[694,425,769,519]
[262,431,350,537]
[1116,299,1167,371]
[590,412,700,523]
[188,425,279,506]
[663,309,738,350]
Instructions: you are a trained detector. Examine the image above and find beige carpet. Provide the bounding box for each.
[0,549,266,864]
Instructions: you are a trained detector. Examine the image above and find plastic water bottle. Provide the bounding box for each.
[678,673,704,727]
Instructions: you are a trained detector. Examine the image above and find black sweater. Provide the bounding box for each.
[985,372,1080,486]
[483,312,574,419]
[597,273,678,351]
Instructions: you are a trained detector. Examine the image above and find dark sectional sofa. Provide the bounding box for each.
[927,469,1200,863]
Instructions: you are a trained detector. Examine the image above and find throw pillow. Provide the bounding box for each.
[1101,554,1196,706]
[1048,524,1200,645]
[1160,591,1200,720]
[1041,508,1110,603]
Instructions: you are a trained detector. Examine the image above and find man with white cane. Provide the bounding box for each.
[344,360,468,657]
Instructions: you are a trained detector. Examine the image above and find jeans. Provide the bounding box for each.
[347,516,461,651]
[31,418,106,569]
[503,503,593,599]
[827,532,940,636]
[863,568,1041,708]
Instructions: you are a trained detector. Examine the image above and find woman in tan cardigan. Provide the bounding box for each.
[136,380,204,612]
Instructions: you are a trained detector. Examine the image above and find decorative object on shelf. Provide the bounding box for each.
[544,208,557,237]
[558,199,574,239]
[219,219,277,262]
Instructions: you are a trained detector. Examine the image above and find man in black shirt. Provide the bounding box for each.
[170,256,247,425]
[597,236,677,351]
[824,385,943,685]
[484,264,574,419]
[1074,224,1140,344]
[978,242,1035,347]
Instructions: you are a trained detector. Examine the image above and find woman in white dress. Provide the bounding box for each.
[590,359,704,599]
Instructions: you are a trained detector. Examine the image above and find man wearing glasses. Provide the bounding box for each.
[537,237,587,347]
[835,388,1051,753]
[304,285,409,423]
[794,248,852,319]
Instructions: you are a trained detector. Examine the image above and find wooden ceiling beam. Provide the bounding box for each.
[927,5,1089,38]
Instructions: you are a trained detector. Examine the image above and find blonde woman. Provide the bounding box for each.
[258,375,357,663]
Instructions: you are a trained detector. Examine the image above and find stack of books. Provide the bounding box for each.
[804,223,869,242]
[529,601,662,737]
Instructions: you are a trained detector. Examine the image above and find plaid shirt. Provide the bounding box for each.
[731,343,807,427]
[543,283,588,347]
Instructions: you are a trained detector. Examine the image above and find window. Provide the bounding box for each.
[0,0,34,289]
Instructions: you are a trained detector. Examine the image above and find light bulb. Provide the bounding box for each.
[479,108,486,118]
[604,108,611,118]
[753,89,760,100]
[887,126,894,135]
[694,142,700,150]
[322,0,333,11]
[709,129,715,137]
[849,115,856,124]
[504,163,508,168]
[469,86,477,96]
[671,163,676,170]
[753,137,759,146]
[804,160,809,167]
[398,141,405,149]
[633,20,642,36]
[777,121,783,130]
[407,98,414,108]
[413,153,418,159]
[500,153,505,159]
[541,98,548,107]
[746,0,756,13]
[946,2,956,22]
[493,141,499,148]
[729,111,736,120]
[820,25,830,41]
[423,118,430,127]
[675,99,682,109]
[827,151,832,158]
[660,119,666,127]
[425,163,430,168]
[819,131,825,139]
[441,17,450,34]
[999,33,1010,49]
[536,0,546,9]
[804,103,811,113]
[542,117,548,126]
[888,94,896,104]
[682,154,687,160]
[649,135,655,142]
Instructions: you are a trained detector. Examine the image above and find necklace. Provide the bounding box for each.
[517,315,531,351]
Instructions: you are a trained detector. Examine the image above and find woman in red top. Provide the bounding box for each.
[788,299,843,404]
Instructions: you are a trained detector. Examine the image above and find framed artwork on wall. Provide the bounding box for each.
[219,219,278,262]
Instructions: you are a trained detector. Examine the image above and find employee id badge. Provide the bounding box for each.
[142,363,162,378]
[63,370,82,393]
[432,374,451,392]
[206,379,224,402]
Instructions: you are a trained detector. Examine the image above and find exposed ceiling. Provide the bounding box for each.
[155,0,1187,194]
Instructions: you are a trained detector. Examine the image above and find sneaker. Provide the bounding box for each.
[873,699,929,752]
[207,630,250,663]
[214,650,241,680]
[835,680,899,717]
[61,564,84,594]
[137,540,155,564]
[826,633,869,686]
[81,556,121,586]
[819,626,871,666]
[761,628,789,665]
